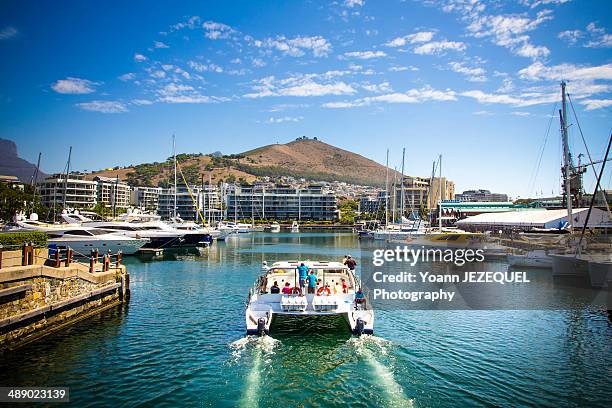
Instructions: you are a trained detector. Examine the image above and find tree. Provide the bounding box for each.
[0,184,46,223]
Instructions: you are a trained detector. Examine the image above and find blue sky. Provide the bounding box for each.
[1,0,611,198]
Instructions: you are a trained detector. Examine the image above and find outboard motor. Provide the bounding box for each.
[257,318,266,336]
[354,318,365,336]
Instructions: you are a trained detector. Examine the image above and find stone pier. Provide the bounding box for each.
[0,247,129,351]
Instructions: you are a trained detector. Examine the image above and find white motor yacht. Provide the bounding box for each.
[373,222,428,240]
[269,222,281,233]
[291,221,300,233]
[245,260,374,336]
[11,216,148,255]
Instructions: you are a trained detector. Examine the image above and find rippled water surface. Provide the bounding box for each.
[1,232,611,407]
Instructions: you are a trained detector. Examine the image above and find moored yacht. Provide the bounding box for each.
[291,221,299,232]
[245,260,374,336]
[269,222,281,233]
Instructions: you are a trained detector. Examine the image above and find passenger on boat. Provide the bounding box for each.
[341,278,348,294]
[355,288,366,308]
[270,281,280,294]
[297,263,309,291]
[344,255,357,271]
[282,282,292,295]
[307,269,318,294]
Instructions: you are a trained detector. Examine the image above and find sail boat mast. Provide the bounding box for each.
[560,81,573,229]
[173,135,177,219]
[438,154,442,230]
[385,149,389,226]
[400,148,405,221]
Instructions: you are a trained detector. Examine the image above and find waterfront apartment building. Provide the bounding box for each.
[226,184,337,221]
[455,189,509,202]
[131,186,162,211]
[392,176,455,212]
[158,185,202,221]
[359,191,387,214]
[94,176,130,209]
[39,173,97,209]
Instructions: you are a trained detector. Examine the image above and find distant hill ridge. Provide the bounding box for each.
[89,138,391,187]
[0,138,47,183]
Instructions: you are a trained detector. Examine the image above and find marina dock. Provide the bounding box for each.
[0,244,129,351]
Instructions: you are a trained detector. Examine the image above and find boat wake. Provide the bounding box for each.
[348,335,414,408]
[229,335,279,408]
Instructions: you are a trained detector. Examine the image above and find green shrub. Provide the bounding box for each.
[0,231,48,249]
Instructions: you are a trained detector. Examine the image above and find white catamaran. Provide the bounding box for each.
[246,260,374,336]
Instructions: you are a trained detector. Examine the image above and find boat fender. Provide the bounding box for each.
[317,287,331,296]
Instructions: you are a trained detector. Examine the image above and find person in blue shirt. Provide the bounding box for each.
[297,263,309,292]
[355,288,366,309]
[306,269,318,294]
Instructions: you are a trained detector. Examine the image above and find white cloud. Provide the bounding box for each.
[518,62,612,82]
[154,41,169,49]
[361,82,393,93]
[151,70,166,79]
[497,78,514,93]
[385,31,435,47]
[413,40,466,55]
[388,66,419,72]
[444,2,552,60]
[520,0,571,8]
[0,26,18,40]
[343,50,386,59]
[118,73,135,81]
[155,82,228,104]
[76,100,128,113]
[473,110,494,116]
[131,99,153,106]
[511,111,531,116]
[585,22,612,48]
[51,77,98,94]
[322,86,456,108]
[244,74,357,98]
[558,29,582,45]
[256,35,332,57]
[188,60,223,73]
[267,116,304,123]
[252,58,266,67]
[460,89,558,107]
[344,0,365,7]
[134,53,147,62]
[448,62,487,82]
[202,21,236,40]
[515,42,550,58]
[230,58,242,64]
[580,99,612,111]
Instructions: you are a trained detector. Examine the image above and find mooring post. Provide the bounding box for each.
[54,248,61,267]
[89,257,95,273]
[21,242,27,266]
[103,255,110,272]
[116,251,122,267]
[94,248,99,263]
[28,242,34,265]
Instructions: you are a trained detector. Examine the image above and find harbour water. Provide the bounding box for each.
[1,232,611,407]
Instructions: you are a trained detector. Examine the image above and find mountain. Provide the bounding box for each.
[89,138,392,187]
[239,138,390,186]
[0,138,47,183]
